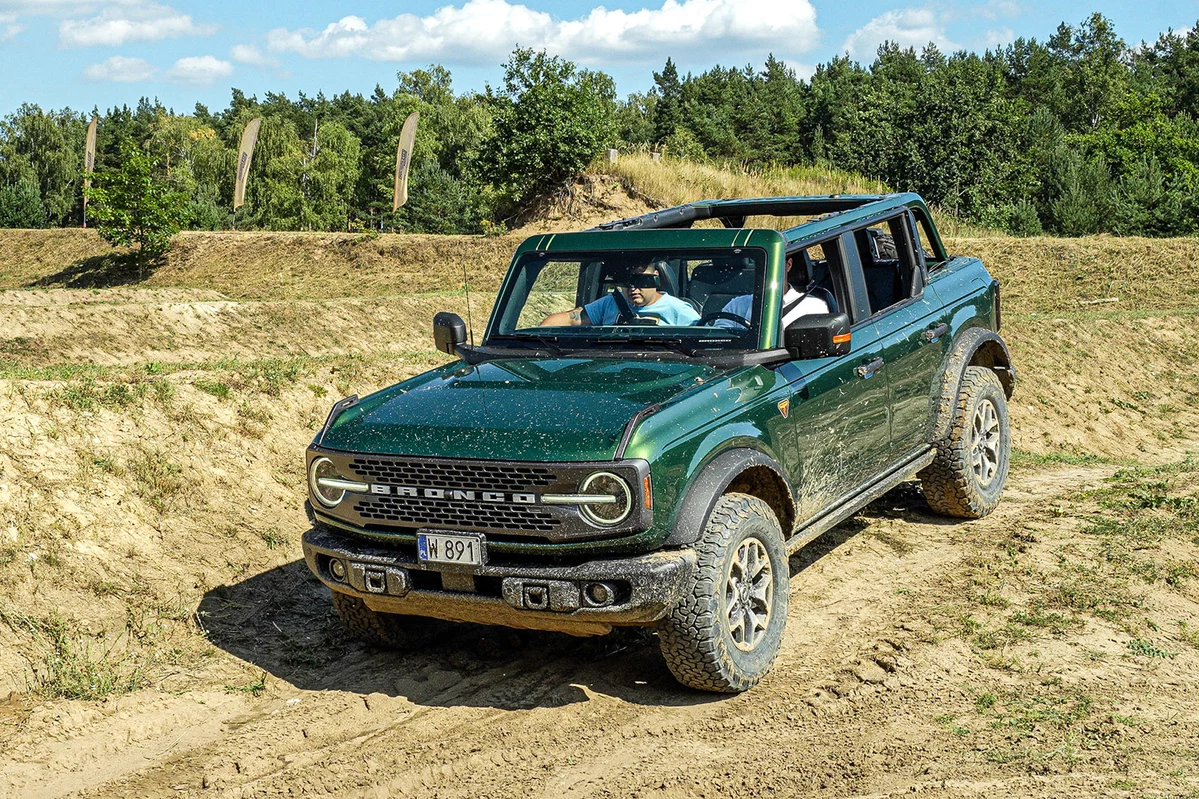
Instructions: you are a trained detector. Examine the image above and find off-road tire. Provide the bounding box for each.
[657,493,789,693]
[920,365,1011,518]
[331,590,409,649]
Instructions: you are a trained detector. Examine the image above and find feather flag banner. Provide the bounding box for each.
[233,117,263,211]
[82,116,98,227]
[393,111,419,211]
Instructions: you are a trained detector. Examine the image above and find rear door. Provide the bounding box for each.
[851,213,946,456]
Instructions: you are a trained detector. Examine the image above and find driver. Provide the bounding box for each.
[714,254,830,329]
[541,260,700,327]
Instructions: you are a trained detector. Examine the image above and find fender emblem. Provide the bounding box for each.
[778,399,790,418]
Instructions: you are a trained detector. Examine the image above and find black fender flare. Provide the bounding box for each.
[664,448,796,547]
[929,326,1016,444]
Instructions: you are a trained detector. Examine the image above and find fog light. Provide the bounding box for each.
[584,582,617,607]
[329,558,347,581]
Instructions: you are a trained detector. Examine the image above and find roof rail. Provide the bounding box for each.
[588,195,893,232]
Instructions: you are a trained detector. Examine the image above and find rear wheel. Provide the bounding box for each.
[920,366,1011,518]
[331,590,409,649]
[657,493,789,693]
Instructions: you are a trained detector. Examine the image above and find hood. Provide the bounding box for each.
[319,357,724,461]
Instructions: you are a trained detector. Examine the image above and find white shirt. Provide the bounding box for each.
[720,286,830,328]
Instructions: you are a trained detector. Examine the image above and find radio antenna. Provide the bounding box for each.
[461,261,475,346]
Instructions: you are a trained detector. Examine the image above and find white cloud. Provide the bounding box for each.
[783,59,816,81]
[83,54,157,82]
[267,0,820,65]
[229,43,278,68]
[59,3,215,47]
[164,54,232,86]
[976,26,1015,48]
[841,8,959,62]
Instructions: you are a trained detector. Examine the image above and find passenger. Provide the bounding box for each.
[714,254,830,329]
[541,260,700,327]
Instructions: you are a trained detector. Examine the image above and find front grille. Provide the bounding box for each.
[354,495,561,533]
[350,458,556,492]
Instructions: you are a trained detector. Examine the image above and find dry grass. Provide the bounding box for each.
[596,153,889,208]
[0,229,520,300]
[593,154,999,236]
[949,235,1199,315]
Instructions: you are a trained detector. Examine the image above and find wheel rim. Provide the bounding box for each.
[723,537,773,652]
[970,399,1002,488]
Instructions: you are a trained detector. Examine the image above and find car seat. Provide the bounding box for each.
[688,257,757,317]
[794,250,838,313]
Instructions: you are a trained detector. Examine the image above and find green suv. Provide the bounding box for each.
[302,194,1015,692]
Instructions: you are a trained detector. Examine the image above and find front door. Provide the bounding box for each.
[779,319,890,521]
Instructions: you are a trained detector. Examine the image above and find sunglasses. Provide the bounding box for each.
[624,273,660,289]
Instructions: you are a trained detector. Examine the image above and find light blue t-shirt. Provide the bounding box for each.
[583,293,700,326]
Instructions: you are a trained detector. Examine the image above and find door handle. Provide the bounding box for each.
[922,323,949,343]
[855,357,884,379]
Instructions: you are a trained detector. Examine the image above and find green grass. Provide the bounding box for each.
[1127,638,1178,659]
[194,378,231,399]
[0,350,442,384]
[1010,449,1119,469]
[0,606,150,701]
[225,671,268,697]
[50,378,147,412]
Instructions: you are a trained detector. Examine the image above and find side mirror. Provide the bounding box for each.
[433,312,467,355]
[784,312,852,359]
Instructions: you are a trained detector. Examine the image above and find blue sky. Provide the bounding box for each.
[0,0,1194,115]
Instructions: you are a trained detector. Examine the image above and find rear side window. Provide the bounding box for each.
[911,210,946,271]
[853,216,922,317]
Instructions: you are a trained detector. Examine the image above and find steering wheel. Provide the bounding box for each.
[611,289,637,324]
[698,311,751,329]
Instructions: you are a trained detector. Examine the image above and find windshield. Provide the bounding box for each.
[488,248,767,351]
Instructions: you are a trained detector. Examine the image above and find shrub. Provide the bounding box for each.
[0,179,46,228]
[1007,199,1044,236]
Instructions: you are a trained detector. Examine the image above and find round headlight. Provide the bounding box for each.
[309,457,345,507]
[579,472,633,526]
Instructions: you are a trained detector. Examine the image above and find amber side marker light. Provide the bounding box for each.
[643,475,653,510]
[832,332,852,345]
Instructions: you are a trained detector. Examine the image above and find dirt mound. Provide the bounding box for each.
[512,173,657,234]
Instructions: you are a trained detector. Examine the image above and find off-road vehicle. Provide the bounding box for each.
[301,194,1015,692]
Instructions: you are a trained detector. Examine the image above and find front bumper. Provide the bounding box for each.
[302,525,696,636]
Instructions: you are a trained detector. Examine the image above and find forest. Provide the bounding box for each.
[0,12,1196,238]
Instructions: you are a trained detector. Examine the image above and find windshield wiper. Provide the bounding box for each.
[491,333,564,356]
[581,336,710,357]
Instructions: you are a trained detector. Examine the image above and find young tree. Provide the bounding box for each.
[652,58,683,144]
[0,180,46,228]
[480,48,616,208]
[85,140,189,264]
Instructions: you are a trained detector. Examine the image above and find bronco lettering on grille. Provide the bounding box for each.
[368,484,537,504]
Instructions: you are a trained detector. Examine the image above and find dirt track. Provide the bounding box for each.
[3,460,1197,798]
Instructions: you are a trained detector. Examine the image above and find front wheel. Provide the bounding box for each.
[331,590,410,648]
[919,365,1011,518]
[657,493,789,692]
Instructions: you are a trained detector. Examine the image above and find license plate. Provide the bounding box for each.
[417,531,487,567]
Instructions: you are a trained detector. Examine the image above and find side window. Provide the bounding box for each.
[779,238,846,335]
[852,216,921,317]
[910,210,947,271]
